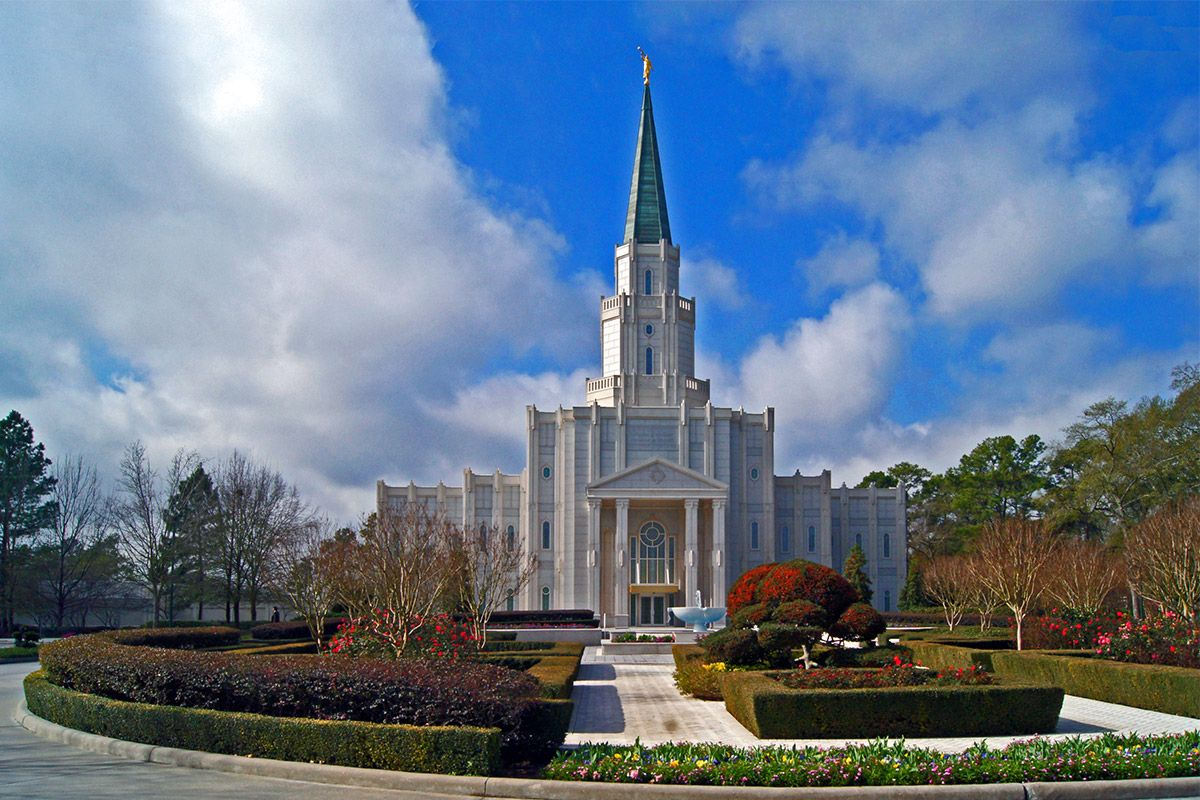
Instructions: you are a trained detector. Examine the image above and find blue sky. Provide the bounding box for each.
[0,2,1196,521]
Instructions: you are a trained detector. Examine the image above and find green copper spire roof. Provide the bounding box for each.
[624,84,671,245]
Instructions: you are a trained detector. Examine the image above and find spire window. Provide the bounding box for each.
[645,347,653,375]
[644,269,653,295]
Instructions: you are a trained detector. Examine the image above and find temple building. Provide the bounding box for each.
[377,75,907,626]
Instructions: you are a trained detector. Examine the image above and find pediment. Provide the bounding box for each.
[587,458,727,499]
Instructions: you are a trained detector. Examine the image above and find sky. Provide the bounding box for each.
[1,1,1196,524]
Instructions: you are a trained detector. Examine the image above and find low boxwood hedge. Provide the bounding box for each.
[249,618,346,641]
[237,641,320,656]
[24,670,500,775]
[111,626,242,649]
[991,650,1200,718]
[902,639,1000,672]
[722,670,1063,739]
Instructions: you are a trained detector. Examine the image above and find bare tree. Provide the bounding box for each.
[969,518,1060,650]
[215,452,313,623]
[963,553,1001,631]
[30,455,119,628]
[266,517,337,651]
[1125,498,1200,619]
[358,503,458,656]
[1044,539,1125,617]
[922,555,973,632]
[455,522,537,646]
[111,443,198,624]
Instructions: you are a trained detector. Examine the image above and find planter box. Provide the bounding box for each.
[496,628,603,646]
[723,670,1063,739]
[992,650,1200,718]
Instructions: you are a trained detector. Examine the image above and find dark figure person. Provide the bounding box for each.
[270,606,280,623]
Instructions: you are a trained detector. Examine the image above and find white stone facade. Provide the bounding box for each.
[377,84,906,625]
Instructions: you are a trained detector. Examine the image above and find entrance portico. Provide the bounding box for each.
[586,458,727,627]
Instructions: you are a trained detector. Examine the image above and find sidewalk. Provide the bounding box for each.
[565,646,1200,751]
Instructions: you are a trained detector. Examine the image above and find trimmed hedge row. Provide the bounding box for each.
[237,641,320,656]
[250,618,346,641]
[486,609,594,624]
[39,632,557,760]
[991,650,1200,718]
[111,626,242,649]
[903,639,1000,672]
[24,670,500,775]
[722,670,1063,739]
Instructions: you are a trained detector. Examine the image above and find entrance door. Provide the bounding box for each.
[631,593,667,626]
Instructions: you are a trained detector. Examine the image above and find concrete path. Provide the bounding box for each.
[565,647,1200,751]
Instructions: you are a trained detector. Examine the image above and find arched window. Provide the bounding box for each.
[808,525,816,553]
[541,521,551,550]
[479,523,488,546]
[884,590,892,612]
[779,525,790,552]
[644,269,652,295]
[855,532,862,549]
[630,521,674,584]
[750,521,760,550]
[883,533,891,559]
[505,589,515,611]
[645,347,653,375]
[506,525,516,550]
[541,586,551,611]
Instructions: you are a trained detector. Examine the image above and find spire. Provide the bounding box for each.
[624,83,671,245]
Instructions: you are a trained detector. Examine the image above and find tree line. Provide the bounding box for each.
[857,363,1198,626]
[0,410,318,634]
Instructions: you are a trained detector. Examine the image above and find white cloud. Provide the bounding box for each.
[799,232,880,296]
[683,257,749,310]
[427,368,592,447]
[736,283,912,445]
[0,3,592,521]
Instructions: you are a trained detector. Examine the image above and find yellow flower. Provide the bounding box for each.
[669,759,680,768]
[631,753,640,761]
[696,760,708,768]
[613,753,622,761]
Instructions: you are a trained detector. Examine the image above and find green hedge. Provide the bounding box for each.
[671,644,724,700]
[24,671,500,775]
[236,642,320,656]
[903,639,1000,672]
[991,650,1200,718]
[526,656,581,699]
[722,671,1063,739]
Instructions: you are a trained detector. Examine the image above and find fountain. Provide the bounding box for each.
[670,590,726,633]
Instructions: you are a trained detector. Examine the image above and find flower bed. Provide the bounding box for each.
[1026,610,1199,669]
[38,630,568,763]
[611,633,674,643]
[772,661,992,690]
[722,669,1063,738]
[544,733,1200,787]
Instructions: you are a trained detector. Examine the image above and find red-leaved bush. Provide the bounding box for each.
[727,564,775,615]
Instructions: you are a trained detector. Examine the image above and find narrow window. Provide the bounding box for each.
[883,532,891,559]
[541,520,551,550]
[779,525,790,552]
[541,586,551,611]
[479,523,488,546]
[750,521,759,550]
[808,525,816,552]
[855,532,862,548]
[644,269,652,295]
[506,524,516,550]
[505,590,515,611]
[645,347,653,375]
[884,590,892,612]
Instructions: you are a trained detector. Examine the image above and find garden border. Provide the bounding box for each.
[13,695,1200,800]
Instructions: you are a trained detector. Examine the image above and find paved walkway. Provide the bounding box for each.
[565,647,1200,751]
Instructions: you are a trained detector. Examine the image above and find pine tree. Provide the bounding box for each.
[842,543,872,604]
[0,411,56,634]
[898,562,928,610]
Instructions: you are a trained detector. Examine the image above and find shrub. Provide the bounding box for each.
[757,560,859,618]
[701,627,763,666]
[14,626,40,648]
[903,639,998,672]
[110,626,241,649]
[610,633,674,643]
[817,644,913,668]
[327,611,480,660]
[729,602,771,629]
[992,650,1200,718]
[25,670,501,774]
[672,645,724,700]
[722,670,1062,739]
[829,602,887,642]
[756,623,815,668]
[250,618,346,642]
[773,599,828,628]
[726,564,774,615]
[38,632,552,756]
[773,663,993,690]
[1095,612,1199,669]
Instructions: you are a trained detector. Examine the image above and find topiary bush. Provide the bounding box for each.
[700,628,763,666]
[830,602,887,643]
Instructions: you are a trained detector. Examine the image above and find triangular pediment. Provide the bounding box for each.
[587,457,727,498]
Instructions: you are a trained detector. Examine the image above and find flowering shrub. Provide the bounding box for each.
[773,659,994,690]
[327,611,479,659]
[611,633,674,643]
[1095,611,1200,669]
[1024,609,1111,650]
[545,732,1200,787]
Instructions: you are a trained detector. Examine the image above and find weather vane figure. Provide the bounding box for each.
[637,46,652,85]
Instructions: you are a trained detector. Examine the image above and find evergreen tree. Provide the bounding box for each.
[898,562,928,610]
[164,465,219,621]
[842,543,872,604]
[0,411,56,634]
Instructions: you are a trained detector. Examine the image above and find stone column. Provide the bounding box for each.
[587,498,601,615]
[711,498,727,607]
[615,498,630,626]
[684,498,699,605]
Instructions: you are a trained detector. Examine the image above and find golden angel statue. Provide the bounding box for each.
[637,46,652,85]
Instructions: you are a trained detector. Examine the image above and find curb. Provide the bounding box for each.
[13,701,1200,800]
